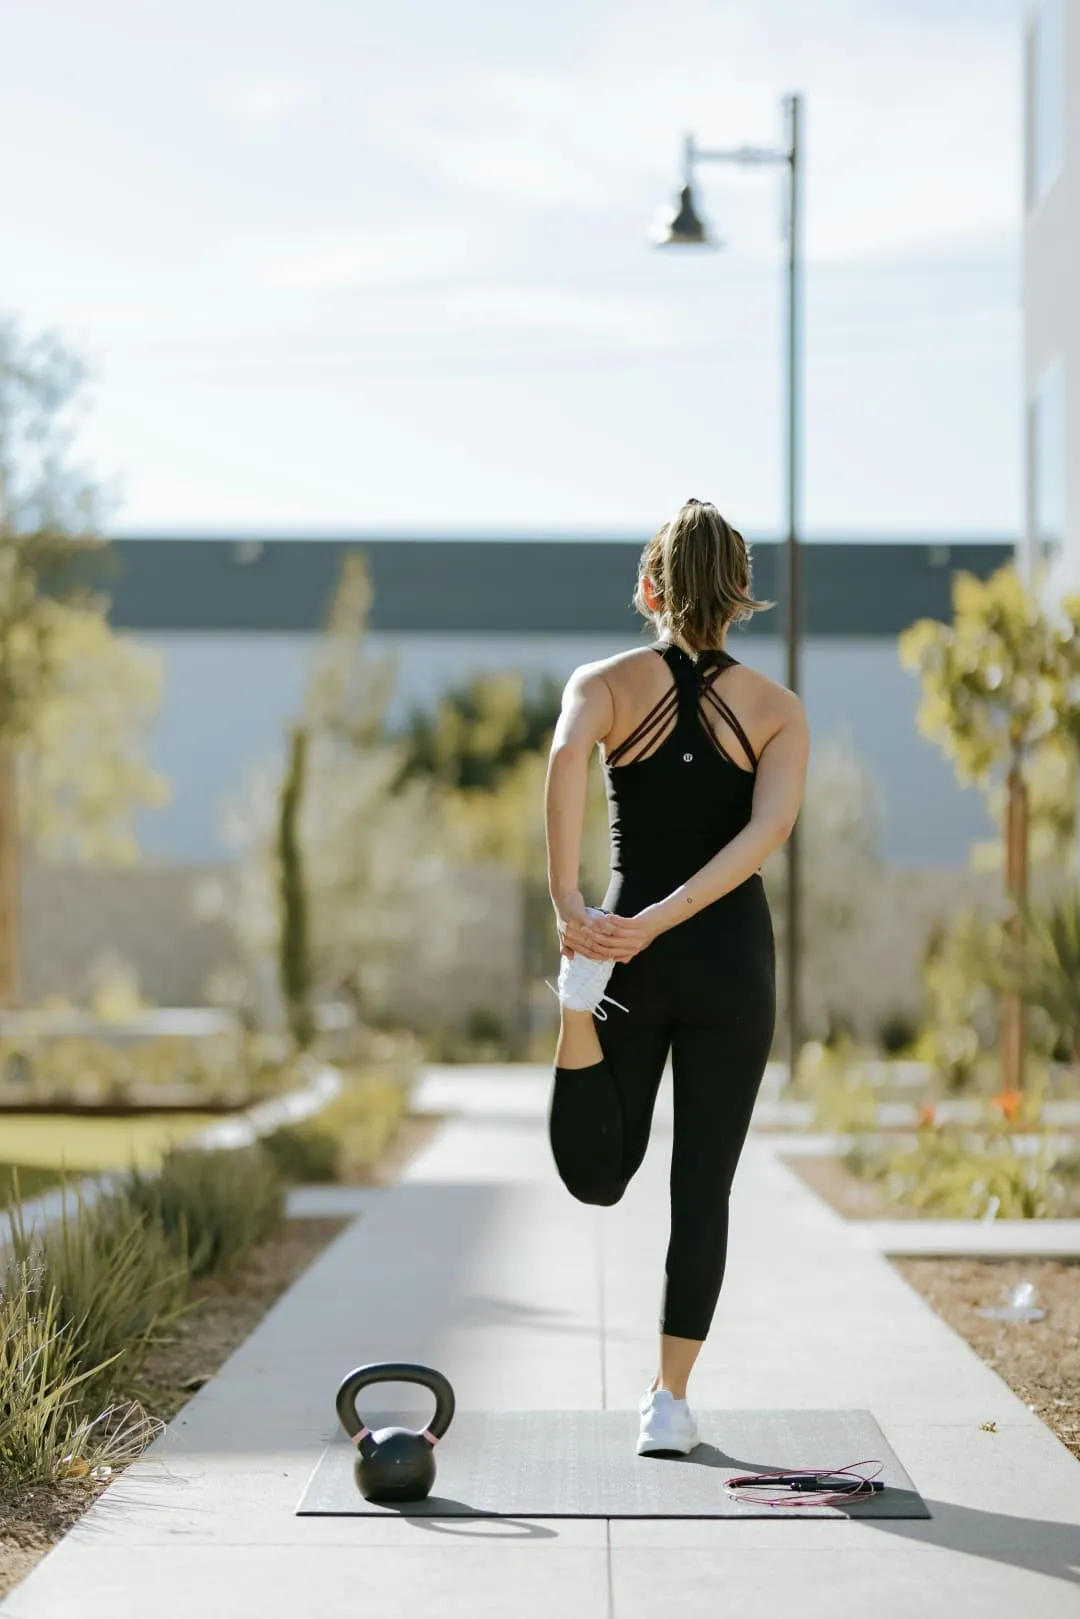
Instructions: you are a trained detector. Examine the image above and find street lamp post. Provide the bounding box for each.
[654,92,804,1080]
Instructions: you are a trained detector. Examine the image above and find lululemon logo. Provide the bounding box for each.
[683,752,693,762]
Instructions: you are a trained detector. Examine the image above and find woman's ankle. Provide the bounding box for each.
[555,1008,603,1069]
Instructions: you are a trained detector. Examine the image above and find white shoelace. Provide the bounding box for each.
[546,959,629,1021]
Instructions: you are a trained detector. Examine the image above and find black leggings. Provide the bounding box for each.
[549,929,774,1342]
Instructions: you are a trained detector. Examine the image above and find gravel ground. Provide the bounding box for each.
[894,1256,1080,1462]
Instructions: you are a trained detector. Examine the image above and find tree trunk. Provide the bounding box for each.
[0,744,22,1007]
[1001,760,1029,1092]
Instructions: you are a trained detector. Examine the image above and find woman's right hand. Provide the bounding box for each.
[554,890,606,961]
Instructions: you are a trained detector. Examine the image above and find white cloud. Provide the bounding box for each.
[230,226,473,295]
[370,0,1021,264]
[443,285,676,343]
[220,75,316,126]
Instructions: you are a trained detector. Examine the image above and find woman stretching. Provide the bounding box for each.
[544,498,808,1458]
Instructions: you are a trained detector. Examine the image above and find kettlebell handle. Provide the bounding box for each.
[336,1362,456,1457]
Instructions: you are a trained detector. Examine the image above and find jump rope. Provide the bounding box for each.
[722,1458,886,1508]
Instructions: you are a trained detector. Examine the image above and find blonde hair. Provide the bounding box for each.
[633,498,772,651]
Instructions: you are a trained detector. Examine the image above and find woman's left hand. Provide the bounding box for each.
[584,905,668,961]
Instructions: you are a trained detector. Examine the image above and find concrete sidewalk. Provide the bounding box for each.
[3,1067,1079,1618]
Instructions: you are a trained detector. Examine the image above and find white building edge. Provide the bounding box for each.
[1024,0,1077,594]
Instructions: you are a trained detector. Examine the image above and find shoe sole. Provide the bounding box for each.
[636,1433,700,1457]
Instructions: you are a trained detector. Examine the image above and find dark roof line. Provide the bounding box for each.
[89,537,1017,637]
[108,529,1020,547]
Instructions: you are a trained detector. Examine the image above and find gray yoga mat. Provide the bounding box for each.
[297,1408,929,1519]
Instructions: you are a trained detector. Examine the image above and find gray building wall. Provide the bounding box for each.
[91,534,1010,869]
[1024,0,1079,588]
[136,628,991,868]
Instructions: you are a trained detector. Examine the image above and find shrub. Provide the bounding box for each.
[122,1146,283,1278]
[7,1185,189,1414]
[1,1143,287,1492]
[0,1266,111,1486]
[1020,888,1080,1063]
[260,1123,341,1184]
[263,1072,409,1184]
[918,912,1000,1091]
[795,1044,878,1133]
[848,1127,1065,1219]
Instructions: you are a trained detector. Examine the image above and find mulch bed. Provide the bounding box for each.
[894,1257,1080,1462]
[782,1152,919,1220]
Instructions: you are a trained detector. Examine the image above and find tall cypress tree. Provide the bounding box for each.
[277,723,315,1051]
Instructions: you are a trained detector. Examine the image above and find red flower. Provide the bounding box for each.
[916,1103,938,1129]
[989,1088,1023,1123]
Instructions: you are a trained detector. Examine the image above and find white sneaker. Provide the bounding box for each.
[553,911,628,1021]
[637,1388,700,1456]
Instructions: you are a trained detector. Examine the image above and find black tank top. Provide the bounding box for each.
[600,643,769,951]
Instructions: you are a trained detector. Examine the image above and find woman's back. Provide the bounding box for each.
[545,500,808,1419]
[594,641,782,951]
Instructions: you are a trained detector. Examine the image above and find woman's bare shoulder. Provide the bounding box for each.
[728,661,806,732]
[566,646,659,689]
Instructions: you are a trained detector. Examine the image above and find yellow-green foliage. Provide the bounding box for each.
[263,1070,410,1184]
[1019,888,1080,1061]
[123,1146,284,1279]
[972,740,1080,875]
[225,553,455,1022]
[915,911,1001,1090]
[875,1131,1061,1220]
[0,318,169,862]
[0,1031,279,1109]
[20,599,169,861]
[796,1044,879,1133]
[7,1188,188,1413]
[0,1265,121,1487]
[0,1138,284,1489]
[898,566,1079,789]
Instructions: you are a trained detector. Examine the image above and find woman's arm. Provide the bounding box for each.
[593,693,809,960]
[545,666,614,953]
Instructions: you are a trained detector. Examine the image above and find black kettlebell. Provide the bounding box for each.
[335,1361,456,1503]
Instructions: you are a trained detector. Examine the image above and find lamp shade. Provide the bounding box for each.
[651,182,716,247]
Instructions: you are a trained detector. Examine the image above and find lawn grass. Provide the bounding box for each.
[0,1113,221,1174]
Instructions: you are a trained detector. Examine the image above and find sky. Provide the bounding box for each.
[0,0,1027,538]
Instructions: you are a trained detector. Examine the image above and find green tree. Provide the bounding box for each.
[971,738,1079,878]
[224,554,458,1028]
[0,319,168,1004]
[424,679,610,1040]
[398,672,563,793]
[899,565,1080,1089]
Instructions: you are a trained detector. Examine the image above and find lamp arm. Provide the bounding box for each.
[693,144,790,168]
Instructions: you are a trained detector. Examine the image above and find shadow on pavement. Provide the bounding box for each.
[858,1498,1080,1586]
